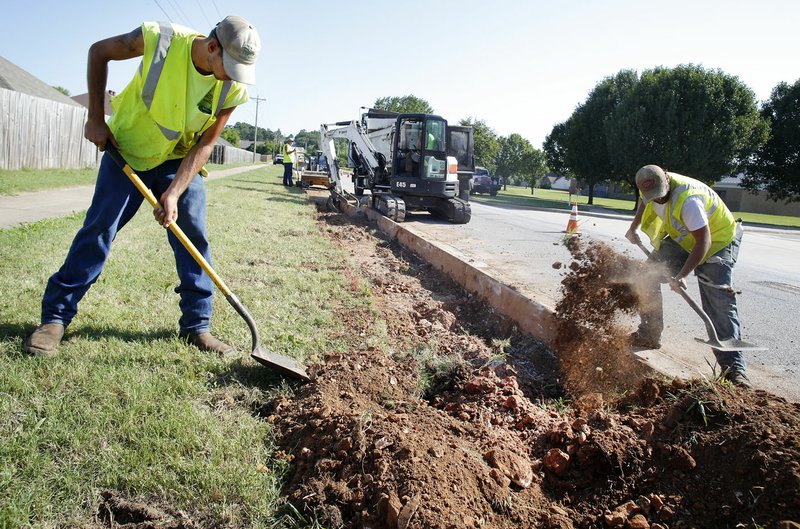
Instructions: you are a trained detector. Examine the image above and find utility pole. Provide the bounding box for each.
[251,96,267,163]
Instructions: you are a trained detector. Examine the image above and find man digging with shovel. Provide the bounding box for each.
[25,16,260,357]
[625,165,752,388]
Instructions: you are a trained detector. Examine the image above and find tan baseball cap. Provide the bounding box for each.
[635,165,669,202]
[216,16,260,84]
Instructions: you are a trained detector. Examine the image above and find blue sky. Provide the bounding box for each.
[3,0,798,148]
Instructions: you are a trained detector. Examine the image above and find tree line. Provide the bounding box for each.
[220,124,321,157]
[544,64,799,204]
[220,70,799,204]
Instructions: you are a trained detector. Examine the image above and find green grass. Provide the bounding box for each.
[0,165,371,527]
[0,167,98,195]
[0,163,264,195]
[474,185,800,228]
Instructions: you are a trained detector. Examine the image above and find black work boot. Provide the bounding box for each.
[180,332,235,356]
[24,323,66,357]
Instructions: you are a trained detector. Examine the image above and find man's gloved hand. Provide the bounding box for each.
[625,228,642,245]
[669,276,687,292]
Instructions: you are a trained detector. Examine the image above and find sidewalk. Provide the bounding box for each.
[0,164,265,230]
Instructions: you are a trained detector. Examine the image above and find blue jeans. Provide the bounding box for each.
[41,153,214,334]
[639,225,744,373]
[283,163,294,186]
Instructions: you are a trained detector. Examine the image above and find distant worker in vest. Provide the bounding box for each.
[24,16,261,357]
[625,165,750,387]
[282,138,296,186]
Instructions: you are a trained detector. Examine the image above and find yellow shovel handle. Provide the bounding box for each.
[105,145,232,297]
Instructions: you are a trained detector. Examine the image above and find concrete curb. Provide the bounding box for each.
[336,198,557,346]
[330,196,705,383]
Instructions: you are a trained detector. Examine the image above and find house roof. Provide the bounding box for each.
[713,174,744,189]
[71,91,115,116]
[0,55,81,106]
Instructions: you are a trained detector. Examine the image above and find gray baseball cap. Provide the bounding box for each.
[216,16,260,84]
[635,165,669,202]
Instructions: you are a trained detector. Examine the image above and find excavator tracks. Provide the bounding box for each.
[374,194,406,223]
[430,197,471,224]
[447,198,471,224]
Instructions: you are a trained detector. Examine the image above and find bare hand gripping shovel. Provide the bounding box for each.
[635,242,765,352]
[106,145,310,381]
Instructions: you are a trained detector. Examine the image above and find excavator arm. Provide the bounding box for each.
[320,120,389,196]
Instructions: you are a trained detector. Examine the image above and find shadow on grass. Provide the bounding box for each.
[0,321,176,345]
[67,325,176,344]
[221,178,284,186]
[209,358,300,417]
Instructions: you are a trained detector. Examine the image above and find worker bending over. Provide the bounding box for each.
[626,165,750,387]
[24,16,260,357]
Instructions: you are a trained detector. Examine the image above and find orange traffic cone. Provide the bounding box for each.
[564,202,580,233]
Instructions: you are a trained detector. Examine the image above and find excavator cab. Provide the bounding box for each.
[392,115,454,199]
[322,109,470,223]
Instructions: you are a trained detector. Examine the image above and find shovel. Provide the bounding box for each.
[635,242,765,352]
[105,144,311,381]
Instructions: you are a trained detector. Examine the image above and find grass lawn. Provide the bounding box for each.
[0,162,263,196]
[474,185,800,228]
[0,165,369,527]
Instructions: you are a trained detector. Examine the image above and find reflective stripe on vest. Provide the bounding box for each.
[665,182,718,245]
[640,173,736,261]
[140,21,233,141]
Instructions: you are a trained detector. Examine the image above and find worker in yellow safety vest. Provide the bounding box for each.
[25,16,260,358]
[625,165,750,388]
[282,138,296,186]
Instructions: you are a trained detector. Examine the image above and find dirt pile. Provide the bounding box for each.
[553,237,650,398]
[270,210,800,529]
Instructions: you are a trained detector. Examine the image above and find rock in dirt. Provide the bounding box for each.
[544,448,570,477]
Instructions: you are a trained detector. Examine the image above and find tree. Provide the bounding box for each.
[544,71,638,204]
[220,127,240,147]
[742,79,800,202]
[52,86,70,96]
[606,64,768,184]
[459,117,501,173]
[373,95,433,114]
[543,122,570,176]
[293,129,321,153]
[496,133,534,188]
[525,148,549,195]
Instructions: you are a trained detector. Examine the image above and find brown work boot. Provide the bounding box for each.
[24,323,65,357]
[629,330,662,349]
[180,332,235,356]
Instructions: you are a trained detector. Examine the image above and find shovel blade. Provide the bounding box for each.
[251,346,311,382]
[694,337,767,352]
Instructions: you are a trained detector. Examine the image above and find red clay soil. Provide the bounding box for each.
[89,211,800,529]
[269,214,800,529]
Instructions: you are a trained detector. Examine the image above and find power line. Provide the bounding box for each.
[194,0,213,28]
[152,0,173,22]
[165,0,192,26]
[210,0,223,20]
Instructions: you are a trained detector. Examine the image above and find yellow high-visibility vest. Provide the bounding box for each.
[640,172,736,262]
[107,21,248,171]
[283,143,295,164]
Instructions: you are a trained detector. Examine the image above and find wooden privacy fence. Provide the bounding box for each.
[1,87,266,170]
[210,144,265,164]
[0,87,100,170]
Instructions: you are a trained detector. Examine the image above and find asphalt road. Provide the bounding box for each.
[399,198,800,402]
